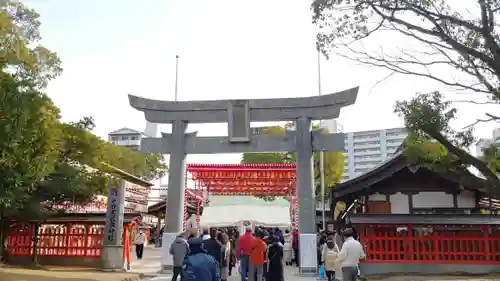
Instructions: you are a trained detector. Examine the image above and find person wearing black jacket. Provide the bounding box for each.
[202,228,223,266]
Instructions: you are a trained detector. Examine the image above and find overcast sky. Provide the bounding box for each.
[26,0,500,165]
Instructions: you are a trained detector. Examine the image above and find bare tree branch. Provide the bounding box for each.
[452,99,499,105]
[464,117,499,129]
[312,0,500,98]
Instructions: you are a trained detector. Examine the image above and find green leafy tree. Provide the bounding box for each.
[394,91,500,190]
[37,117,167,212]
[242,124,344,201]
[0,0,62,89]
[11,118,167,264]
[0,73,61,222]
[0,0,64,262]
[0,0,167,263]
[0,0,63,209]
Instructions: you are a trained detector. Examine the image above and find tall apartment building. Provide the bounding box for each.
[252,121,407,181]
[108,127,147,151]
[341,127,407,181]
[476,128,500,157]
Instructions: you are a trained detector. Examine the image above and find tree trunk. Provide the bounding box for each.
[0,217,6,264]
[427,129,500,189]
[31,222,40,266]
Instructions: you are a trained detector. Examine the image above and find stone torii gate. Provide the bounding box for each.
[128,87,358,273]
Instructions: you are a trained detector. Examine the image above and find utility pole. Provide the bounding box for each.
[174,55,179,101]
[317,50,326,231]
[163,54,180,234]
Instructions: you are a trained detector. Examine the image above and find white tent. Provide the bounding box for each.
[199,196,291,228]
[200,205,290,227]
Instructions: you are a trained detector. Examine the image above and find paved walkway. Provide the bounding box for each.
[0,246,162,281]
[131,250,500,281]
[128,245,162,277]
[0,266,142,281]
[146,266,312,281]
[368,277,500,281]
[145,265,500,281]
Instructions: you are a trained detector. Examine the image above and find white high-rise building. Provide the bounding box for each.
[476,128,500,157]
[323,119,338,134]
[341,127,407,181]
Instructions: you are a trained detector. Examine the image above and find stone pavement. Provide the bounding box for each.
[145,266,312,281]
[0,245,162,281]
[0,266,143,281]
[367,276,500,281]
[128,245,163,277]
[144,265,500,281]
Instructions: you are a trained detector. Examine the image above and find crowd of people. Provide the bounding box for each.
[164,226,364,281]
[317,228,365,281]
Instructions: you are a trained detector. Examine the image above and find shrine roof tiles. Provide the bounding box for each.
[332,150,488,199]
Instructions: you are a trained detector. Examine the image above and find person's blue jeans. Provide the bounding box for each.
[240,255,249,281]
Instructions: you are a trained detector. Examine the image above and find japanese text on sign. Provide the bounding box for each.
[106,188,119,243]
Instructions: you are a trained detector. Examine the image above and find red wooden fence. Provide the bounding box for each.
[7,223,104,258]
[358,224,500,264]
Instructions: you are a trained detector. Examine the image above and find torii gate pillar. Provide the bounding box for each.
[295,117,316,235]
[129,87,359,273]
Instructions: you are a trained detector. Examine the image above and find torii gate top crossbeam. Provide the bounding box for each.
[128,87,358,123]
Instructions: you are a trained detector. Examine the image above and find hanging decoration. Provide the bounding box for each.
[184,163,298,228]
[187,164,296,197]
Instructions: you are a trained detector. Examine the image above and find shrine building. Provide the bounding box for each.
[4,165,203,268]
[331,150,500,275]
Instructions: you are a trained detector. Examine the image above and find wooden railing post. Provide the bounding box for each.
[66,223,72,256]
[483,225,490,262]
[407,224,414,262]
[434,226,439,261]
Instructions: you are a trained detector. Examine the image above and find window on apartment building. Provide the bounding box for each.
[356,141,380,145]
[355,160,381,166]
[353,148,380,153]
[355,168,371,173]
[111,136,118,141]
[386,132,403,137]
[354,133,379,139]
[354,154,380,160]
[131,136,139,140]
[120,135,129,140]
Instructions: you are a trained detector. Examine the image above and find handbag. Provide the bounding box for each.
[319,265,325,280]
